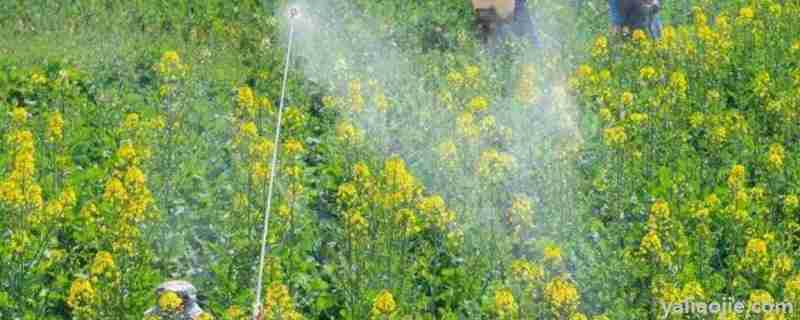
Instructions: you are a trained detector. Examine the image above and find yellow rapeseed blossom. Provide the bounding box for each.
[240,121,258,138]
[349,79,364,113]
[493,288,517,317]
[631,30,647,42]
[621,91,634,106]
[90,251,116,278]
[508,194,534,227]
[651,199,670,219]
[785,195,799,212]
[745,238,768,259]
[544,277,579,309]
[689,112,705,128]
[786,274,800,301]
[738,6,755,22]
[544,245,563,265]
[727,164,746,189]
[31,72,47,85]
[516,64,536,104]
[156,50,186,77]
[464,65,481,82]
[347,211,368,236]
[103,177,128,202]
[639,67,657,81]
[670,71,688,94]
[767,144,785,171]
[196,312,215,320]
[629,112,648,125]
[45,112,64,142]
[372,290,397,315]
[603,127,626,146]
[237,86,257,112]
[374,92,389,112]
[456,112,479,142]
[711,126,728,144]
[748,290,773,306]
[437,140,458,164]
[468,96,489,113]
[592,35,608,57]
[577,65,593,78]
[67,278,97,313]
[476,149,515,179]
[335,121,363,144]
[447,71,464,88]
[283,138,305,155]
[10,107,28,124]
[641,229,662,253]
[249,137,275,159]
[752,70,771,98]
[510,259,544,282]
[395,208,421,235]
[225,305,245,319]
[776,254,794,274]
[159,291,183,312]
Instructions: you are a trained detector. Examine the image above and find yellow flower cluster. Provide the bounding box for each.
[639,67,658,81]
[506,194,533,231]
[46,111,64,143]
[727,164,746,189]
[372,289,397,315]
[381,158,421,208]
[493,288,517,318]
[10,107,29,124]
[448,71,464,88]
[158,291,183,312]
[641,229,662,254]
[67,278,97,316]
[516,64,537,105]
[786,274,800,302]
[417,195,455,229]
[467,96,489,113]
[334,120,362,144]
[155,50,187,78]
[90,251,117,279]
[510,259,544,282]
[436,140,458,166]
[263,282,304,319]
[592,36,608,57]
[767,144,785,171]
[0,128,42,209]
[544,277,579,310]
[745,238,768,260]
[283,138,305,156]
[785,195,799,212]
[476,149,514,180]
[544,245,563,265]
[602,127,626,146]
[346,210,369,238]
[456,112,480,142]
[349,79,364,113]
[650,199,670,219]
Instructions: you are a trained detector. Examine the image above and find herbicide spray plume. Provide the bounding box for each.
[251,6,300,320]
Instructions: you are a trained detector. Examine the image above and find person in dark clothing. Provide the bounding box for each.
[473,0,539,48]
[609,0,662,38]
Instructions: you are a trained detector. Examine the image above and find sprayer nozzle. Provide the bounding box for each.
[288,7,300,19]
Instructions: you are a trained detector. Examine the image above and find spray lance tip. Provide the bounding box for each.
[288,7,301,19]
